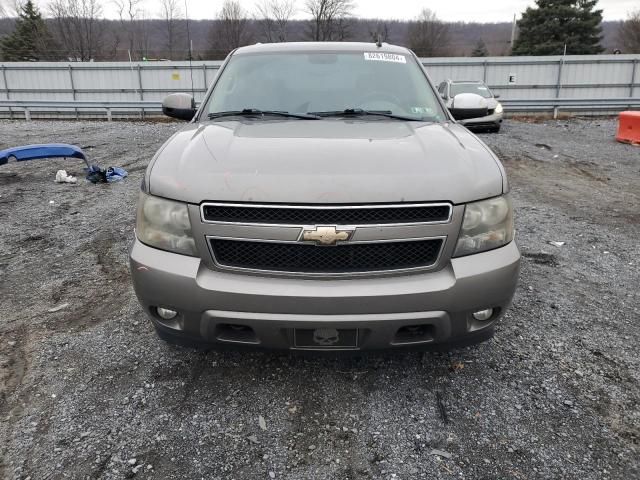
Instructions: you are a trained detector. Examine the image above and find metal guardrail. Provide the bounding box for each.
[501,97,640,116]
[1,98,638,121]
[0,100,164,120]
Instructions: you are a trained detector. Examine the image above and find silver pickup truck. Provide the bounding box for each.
[129,42,520,351]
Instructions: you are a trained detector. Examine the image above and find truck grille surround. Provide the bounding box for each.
[201,203,452,276]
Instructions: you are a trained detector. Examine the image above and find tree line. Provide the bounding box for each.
[0,0,639,62]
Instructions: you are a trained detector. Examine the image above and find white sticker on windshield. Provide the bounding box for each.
[364,52,407,64]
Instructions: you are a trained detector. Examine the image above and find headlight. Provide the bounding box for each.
[136,192,197,256]
[494,102,503,114]
[453,195,514,257]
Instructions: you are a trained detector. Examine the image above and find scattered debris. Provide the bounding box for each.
[430,449,453,459]
[548,241,566,247]
[258,415,267,431]
[450,361,465,371]
[47,303,70,313]
[55,170,77,184]
[247,435,259,444]
[86,165,128,184]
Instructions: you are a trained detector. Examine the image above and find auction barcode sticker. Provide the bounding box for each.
[364,52,407,64]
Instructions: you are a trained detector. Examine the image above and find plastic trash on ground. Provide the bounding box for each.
[85,165,128,184]
[55,170,77,184]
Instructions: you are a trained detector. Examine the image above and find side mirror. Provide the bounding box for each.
[162,93,196,121]
[494,94,501,99]
[448,93,489,120]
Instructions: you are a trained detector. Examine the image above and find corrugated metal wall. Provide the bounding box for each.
[422,55,639,100]
[0,62,221,104]
[0,55,638,117]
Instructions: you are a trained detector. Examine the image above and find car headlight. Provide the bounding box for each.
[136,192,197,256]
[494,102,503,114]
[453,195,514,257]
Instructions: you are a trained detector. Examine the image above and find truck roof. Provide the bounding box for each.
[233,42,412,56]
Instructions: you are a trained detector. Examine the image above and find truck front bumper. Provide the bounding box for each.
[129,240,520,351]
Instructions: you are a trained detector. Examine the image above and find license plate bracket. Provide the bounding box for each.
[294,328,359,349]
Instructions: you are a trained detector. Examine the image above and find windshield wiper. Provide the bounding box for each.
[310,108,423,122]
[208,109,320,120]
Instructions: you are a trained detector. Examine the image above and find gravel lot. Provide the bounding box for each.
[0,118,638,480]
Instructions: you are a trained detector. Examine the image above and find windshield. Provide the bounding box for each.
[450,83,493,98]
[203,51,447,122]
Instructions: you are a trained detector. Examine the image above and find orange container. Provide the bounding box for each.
[616,111,640,146]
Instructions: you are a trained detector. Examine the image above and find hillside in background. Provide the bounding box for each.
[0,17,626,61]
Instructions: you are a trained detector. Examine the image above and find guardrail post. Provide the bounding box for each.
[631,59,638,100]
[106,108,112,122]
[24,107,31,121]
[483,60,488,83]
[68,64,78,119]
[202,64,207,93]
[554,57,565,119]
[137,64,144,119]
[1,64,12,120]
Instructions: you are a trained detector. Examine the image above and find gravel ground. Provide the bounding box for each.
[0,118,638,480]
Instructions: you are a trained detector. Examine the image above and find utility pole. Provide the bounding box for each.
[510,14,517,46]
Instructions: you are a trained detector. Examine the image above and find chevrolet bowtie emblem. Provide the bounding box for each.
[301,226,354,246]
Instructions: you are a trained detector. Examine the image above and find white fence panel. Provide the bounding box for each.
[0,55,638,119]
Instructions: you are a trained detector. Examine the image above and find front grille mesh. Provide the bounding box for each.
[202,204,450,225]
[211,239,443,274]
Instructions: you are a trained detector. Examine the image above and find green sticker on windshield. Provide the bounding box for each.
[411,107,434,116]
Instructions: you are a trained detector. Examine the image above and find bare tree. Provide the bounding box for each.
[617,9,640,53]
[367,19,390,43]
[212,0,252,54]
[159,0,182,59]
[137,8,151,58]
[407,8,450,57]
[113,0,144,57]
[48,0,104,60]
[304,0,355,41]
[255,0,295,42]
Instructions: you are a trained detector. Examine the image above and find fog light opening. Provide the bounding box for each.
[156,307,178,320]
[472,308,494,321]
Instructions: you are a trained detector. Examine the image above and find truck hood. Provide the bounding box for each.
[148,119,504,205]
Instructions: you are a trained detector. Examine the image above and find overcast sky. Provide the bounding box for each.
[85,0,638,22]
